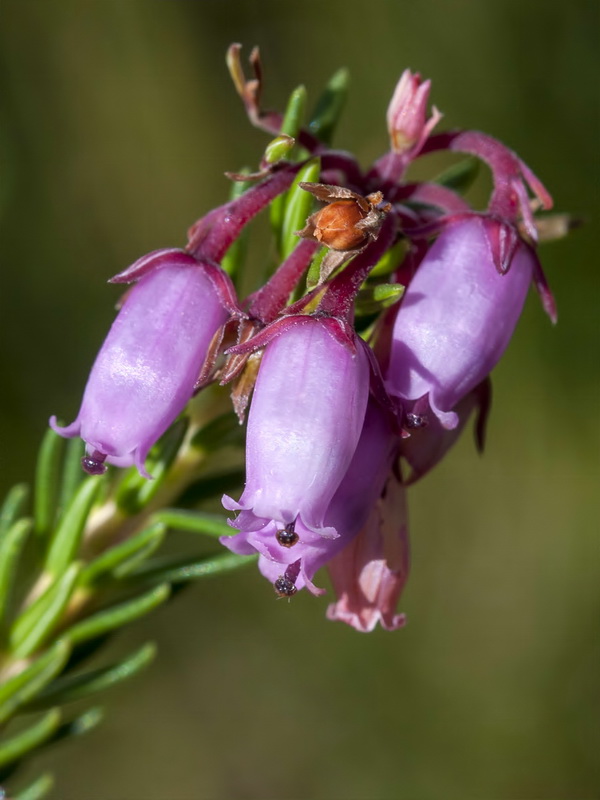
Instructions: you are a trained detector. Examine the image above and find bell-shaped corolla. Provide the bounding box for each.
[51,249,230,477]
[326,472,409,633]
[221,317,372,593]
[386,217,536,429]
[228,398,399,596]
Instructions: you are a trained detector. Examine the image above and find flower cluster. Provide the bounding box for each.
[52,47,559,632]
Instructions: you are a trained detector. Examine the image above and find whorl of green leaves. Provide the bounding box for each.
[0,412,253,798]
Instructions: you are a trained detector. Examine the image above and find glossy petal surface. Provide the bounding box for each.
[386,217,534,427]
[52,261,227,474]
[224,319,369,532]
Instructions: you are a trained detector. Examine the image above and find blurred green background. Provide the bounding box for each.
[1,1,598,798]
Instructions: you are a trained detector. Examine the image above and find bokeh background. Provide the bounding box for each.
[1,1,598,798]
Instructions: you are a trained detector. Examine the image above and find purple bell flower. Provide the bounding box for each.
[385,217,537,429]
[51,249,230,477]
[229,398,398,596]
[221,317,371,593]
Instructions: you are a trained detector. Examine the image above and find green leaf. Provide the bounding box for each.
[221,169,252,278]
[30,642,156,708]
[34,429,66,538]
[128,552,256,588]
[112,530,166,580]
[64,584,170,647]
[115,418,188,515]
[0,484,29,539]
[264,134,295,165]
[305,247,326,292]
[281,157,321,260]
[269,86,308,245]
[190,412,244,453]
[356,282,405,315]
[81,522,166,586]
[373,283,405,303]
[44,477,102,577]
[309,67,349,146]
[46,705,103,746]
[57,437,85,519]
[0,708,61,769]
[152,509,232,538]
[0,640,71,725]
[434,156,479,195]
[13,772,54,800]
[10,564,82,659]
[368,239,407,278]
[0,518,32,627]
[280,85,307,140]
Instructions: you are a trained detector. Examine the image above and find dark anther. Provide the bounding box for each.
[276,522,299,548]
[406,412,429,429]
[274,576,298,598]
[81,450,108,475]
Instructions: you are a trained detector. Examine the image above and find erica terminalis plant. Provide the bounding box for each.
[0,44,572,798]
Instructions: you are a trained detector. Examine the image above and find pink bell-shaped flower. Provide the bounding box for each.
[386,217,537,429]
[221,317,371,593]
[326,472,409,632]
[229,398,399,596]
[51,249,230,477]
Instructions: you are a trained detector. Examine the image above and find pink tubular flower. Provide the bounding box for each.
[387,69,441,158]
[385,217,537,429]
[51,249,230,477]
[242,398,399,596]
[326,472,409,633]
[221,317,370,594]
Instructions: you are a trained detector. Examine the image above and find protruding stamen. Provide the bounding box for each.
[276,521,299,548]
[81,450,108,475]
[274,576,298,597]
[274,559,301,598]
[406,413,428,429]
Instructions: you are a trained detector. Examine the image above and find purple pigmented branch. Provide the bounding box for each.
[186,166,300,263]
[227,43,322,154]
[237,101,322,153]
[391,181,471,214]
[421,130,553,238]
[246,239,319,323]
[319,150,365,189]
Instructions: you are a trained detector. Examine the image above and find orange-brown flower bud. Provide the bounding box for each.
[311,199,370,251]
[295,183,391,283]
